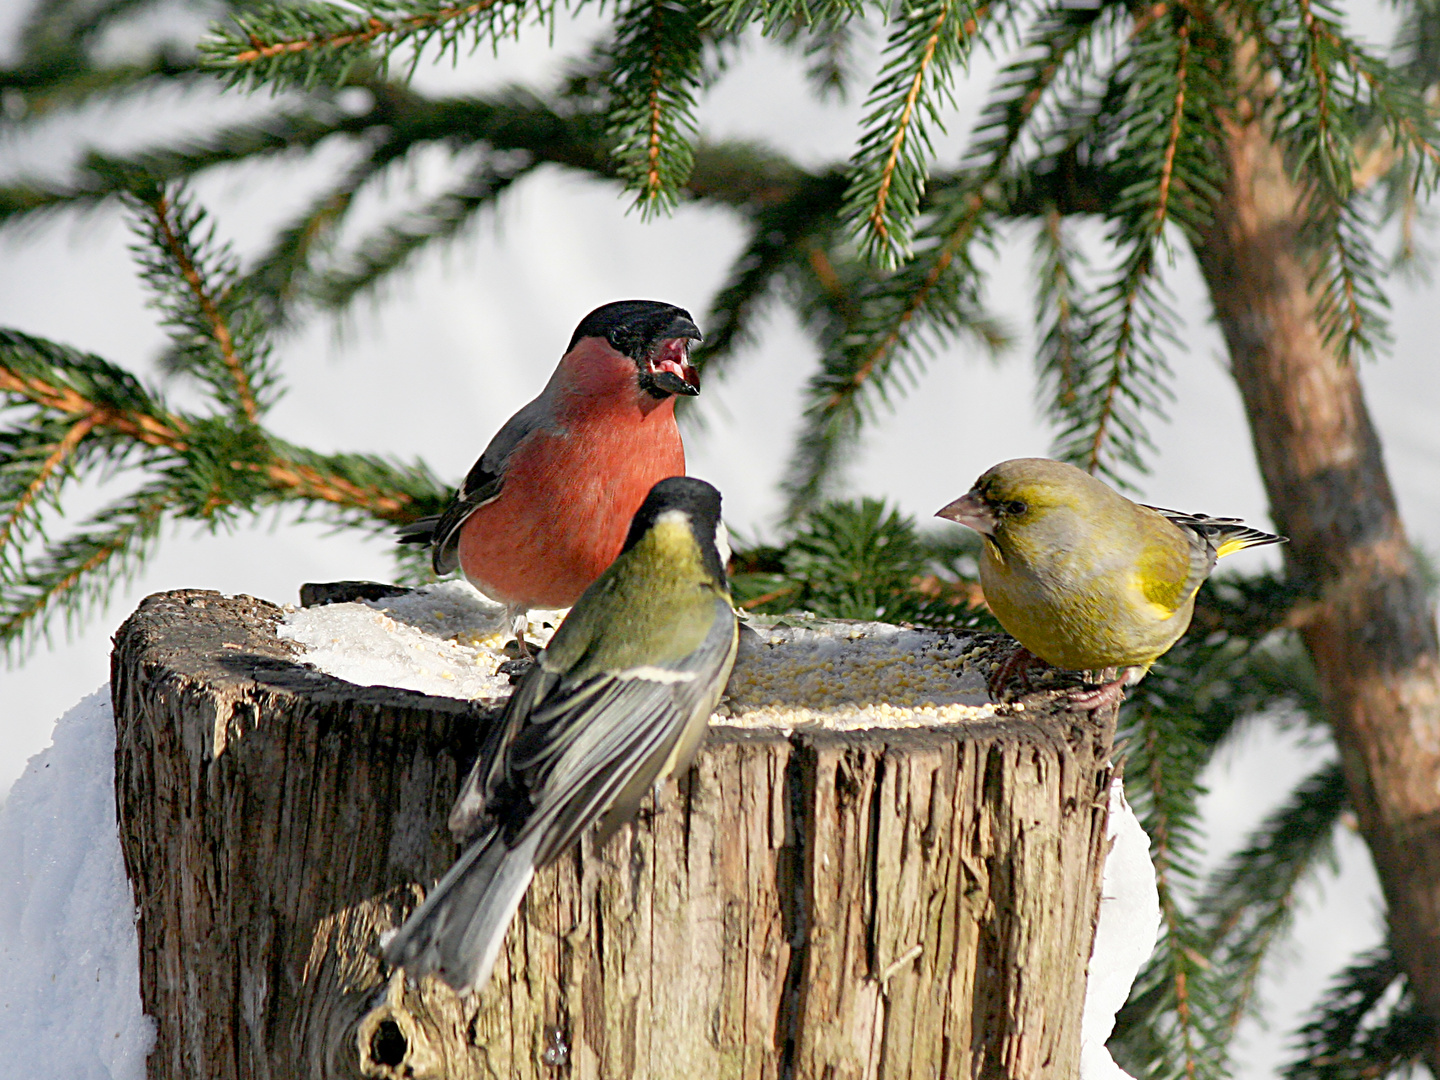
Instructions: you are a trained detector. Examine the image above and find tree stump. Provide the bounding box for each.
[111,589,1118,1080]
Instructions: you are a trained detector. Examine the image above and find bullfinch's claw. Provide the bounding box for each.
[497,656,535,683]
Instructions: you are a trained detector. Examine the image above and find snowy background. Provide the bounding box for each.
[1,0,1436,1076]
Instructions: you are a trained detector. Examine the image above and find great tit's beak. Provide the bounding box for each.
[936,490,996,537]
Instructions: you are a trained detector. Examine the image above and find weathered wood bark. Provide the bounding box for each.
[112,589,1117,1079]
[1193,64,1440,1070]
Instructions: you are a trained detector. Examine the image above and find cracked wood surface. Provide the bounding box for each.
[111,589,1117,1079]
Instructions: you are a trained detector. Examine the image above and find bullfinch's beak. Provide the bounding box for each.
[646,314,702,397]
[936,490,996,537]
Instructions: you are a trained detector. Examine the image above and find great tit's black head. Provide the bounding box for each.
[569,300,703,399]
[623,476,728,582]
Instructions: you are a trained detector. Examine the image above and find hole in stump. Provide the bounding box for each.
[371,1019,408,1067]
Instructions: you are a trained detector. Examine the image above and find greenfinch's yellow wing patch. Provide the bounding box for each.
[1133,537,1193,615]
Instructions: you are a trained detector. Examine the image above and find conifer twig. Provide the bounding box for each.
[144,190,259,423]
[0,367,190,448]
[0,415,100,555]
[217,0,504,68]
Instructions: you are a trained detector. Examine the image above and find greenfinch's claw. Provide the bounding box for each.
[987,644,1046,701]
[1064,679,1129,713]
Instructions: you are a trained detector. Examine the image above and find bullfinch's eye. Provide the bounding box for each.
[1006,500,1028,516]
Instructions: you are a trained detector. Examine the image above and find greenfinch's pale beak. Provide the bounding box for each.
[936,490,997,537]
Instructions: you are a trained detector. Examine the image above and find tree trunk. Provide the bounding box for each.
[1194,87,1440,1069]
[111,589,1118,1079]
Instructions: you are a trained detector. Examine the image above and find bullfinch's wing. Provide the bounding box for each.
[447,593,737,852]
[422,396,555,574]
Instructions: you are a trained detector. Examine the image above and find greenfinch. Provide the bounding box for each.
[385,476,738,993]
[936,458,1284,708]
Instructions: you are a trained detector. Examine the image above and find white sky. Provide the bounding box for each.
[0,3,1437,1076]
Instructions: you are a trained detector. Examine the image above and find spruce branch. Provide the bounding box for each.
[1045,8,1227,484]
[778,186,1006,518]
[1284,946,1436,1079]
[309,155,536,312]
[1109,598,1314,1078]
[0,102,349,230]
[0,331,191,450]
[705,0,863,36]
[0,182,456,655]
[130,186,270,422]
[1303,190,1392,361]
[801,1,1104,507]
[727,496,990,627]
[771,14,860,100]
[605,0,708,216]
[0,325,446,655]
[694,169,850,377]
[202,0,534,91]
[1032,209,1094,418]
[964,2,1108,176]
[841,0,984,266]
[1111,688,1228,1080]
[0,413,100,567]
[0,484,175,654]
[1200,762,1348,1040]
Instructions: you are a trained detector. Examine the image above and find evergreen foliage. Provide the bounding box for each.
[1284,947,1436,1079]
[4,0,1440,1075]
[0,183,448,655]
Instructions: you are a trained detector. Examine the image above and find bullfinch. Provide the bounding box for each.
[398,300,703,645]
[936,458,1284,709]
[385,476,739,994]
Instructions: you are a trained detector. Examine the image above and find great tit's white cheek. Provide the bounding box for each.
[714,521,732,568]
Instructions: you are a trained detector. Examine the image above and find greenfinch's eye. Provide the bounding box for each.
[1006,500,1028,516]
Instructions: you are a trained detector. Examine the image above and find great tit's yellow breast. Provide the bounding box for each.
[546,515,728,678]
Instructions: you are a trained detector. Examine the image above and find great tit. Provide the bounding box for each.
[385,475,737,993]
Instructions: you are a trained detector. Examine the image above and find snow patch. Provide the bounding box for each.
[278,579,565,700]
[1080,778,1162,1080]
[0,687,155,1080]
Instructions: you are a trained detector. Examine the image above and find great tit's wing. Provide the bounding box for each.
[518,597,736,862]
[448,597,736,862]
[445,661,564,844]
[427,395,556,575]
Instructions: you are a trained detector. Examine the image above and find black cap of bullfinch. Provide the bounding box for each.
[384,476,739,994]
[569,299,703,398]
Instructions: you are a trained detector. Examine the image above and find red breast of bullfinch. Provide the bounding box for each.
[398,300,703,612]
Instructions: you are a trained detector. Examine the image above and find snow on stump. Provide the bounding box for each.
[110,587,1119,1080]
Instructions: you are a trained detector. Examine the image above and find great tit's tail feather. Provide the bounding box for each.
[384,828,541,995]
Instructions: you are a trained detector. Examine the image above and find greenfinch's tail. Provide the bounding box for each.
[1144,506,1287,559]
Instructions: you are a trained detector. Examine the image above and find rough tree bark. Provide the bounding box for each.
[1194,73,1440,1069]
[111,589,1119,1080]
